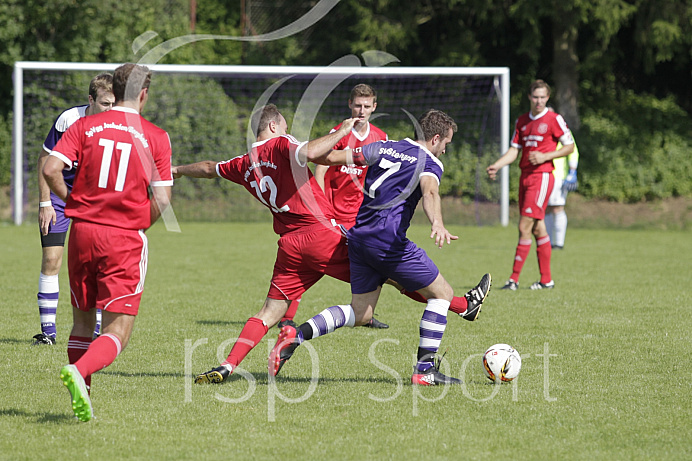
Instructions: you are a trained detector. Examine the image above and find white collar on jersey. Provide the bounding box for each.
[351,122,371,142]
[403,138,444,171]
[112,106,140,115]
[251,137,271,148]
[529,108,549,120]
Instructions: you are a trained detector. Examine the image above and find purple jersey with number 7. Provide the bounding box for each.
[347,138,444,250]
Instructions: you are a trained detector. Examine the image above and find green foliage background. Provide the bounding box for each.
[1,0,691,206]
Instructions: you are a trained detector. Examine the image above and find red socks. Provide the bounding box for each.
[403,290,468,314]
[536,235,552,283]
[402,290,426,303]
[510,239,532,282]
[68,335,92,388]
[73,333,122,380]
[281,299,301,324]
[222,317,269,367]
[448,296,469,315]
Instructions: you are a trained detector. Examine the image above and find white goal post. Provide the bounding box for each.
[12,61,510,226]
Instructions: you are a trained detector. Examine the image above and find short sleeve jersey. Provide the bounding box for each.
[322,122,388,224]
[216,135,336,236]
[347,138,444,249]
[510,108,574,174]
[43,105,89,205]
[50,106,174,230]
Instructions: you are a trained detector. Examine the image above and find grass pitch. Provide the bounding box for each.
[1,222,690,460]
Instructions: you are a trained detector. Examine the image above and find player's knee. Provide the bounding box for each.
[41,257,63,274]
[42,248,64,273]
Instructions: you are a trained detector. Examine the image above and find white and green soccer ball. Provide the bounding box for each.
[482,344,521,383]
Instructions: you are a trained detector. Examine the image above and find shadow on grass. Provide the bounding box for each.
[196,320,247,327]
[186,371,402,386]
[99,370,186,378]
[0,338,34,345]
[0,408,74,424]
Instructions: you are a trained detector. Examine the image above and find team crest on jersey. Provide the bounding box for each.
[538,123,548,134]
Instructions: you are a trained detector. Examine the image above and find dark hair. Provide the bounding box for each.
[88,73,113,100]
[251,104,282,137]
[113,63,152,102]
[350,83,377,102]
[415,109,457,142]
[529,79,551,96]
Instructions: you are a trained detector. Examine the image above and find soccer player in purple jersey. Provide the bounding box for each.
[33,74,114,346]
[270,109,492,385]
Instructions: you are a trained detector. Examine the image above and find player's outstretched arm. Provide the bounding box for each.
[172,161,218,179]
[299,117,357,165]
[487,146,519,180]
[420,175,458,248]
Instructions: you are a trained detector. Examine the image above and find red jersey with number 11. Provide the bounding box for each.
[216,135,337,236]
[50,106,173,230]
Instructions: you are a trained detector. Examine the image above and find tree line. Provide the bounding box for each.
[1,0,690,202]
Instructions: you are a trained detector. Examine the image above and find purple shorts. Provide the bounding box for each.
[48,197,71,234]
[348,238,439,294]
[40,196,70,247]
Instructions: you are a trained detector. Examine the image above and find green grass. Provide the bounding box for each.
[1,222,691,460]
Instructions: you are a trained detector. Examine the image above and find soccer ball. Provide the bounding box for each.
[482,344,521,383]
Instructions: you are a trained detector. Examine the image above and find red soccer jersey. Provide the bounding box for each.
[322,122,388,225]
[216,135,336,236]
[51,106,173,230]
[511,109,573,174]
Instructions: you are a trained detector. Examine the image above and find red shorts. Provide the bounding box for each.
[68,221,148,315]
[518,172,554,220]
[268,224,350,300]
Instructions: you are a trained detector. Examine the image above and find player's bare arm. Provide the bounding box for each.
[314,164,329,191]
[528,142,575,165]
[299,117,358,164]
[42,155,70,203]
[37,149,57,235]
[149,185,172,226]
[420,175,458,248]
[487,146,519,180]
[172,161,218,179]
[316,148,371,167]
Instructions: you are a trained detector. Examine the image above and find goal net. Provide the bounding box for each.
[12,62,510,225]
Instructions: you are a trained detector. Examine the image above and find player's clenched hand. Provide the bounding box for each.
[528,151,547,165]
[172,166,182,179]
[430,223,459,249]
[39,205,56,236]
[339,117,359,134]
[486,164,499,180]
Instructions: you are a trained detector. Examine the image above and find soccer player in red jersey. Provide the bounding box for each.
[174,105,359,384]
[315,84,388,228]
[43,63,173,421]
[486,80,574,290]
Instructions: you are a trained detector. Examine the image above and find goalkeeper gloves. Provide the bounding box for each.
[564,169,578,192]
